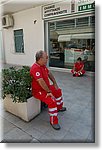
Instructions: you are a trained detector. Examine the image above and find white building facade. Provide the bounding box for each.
[1,0,95,71]
[2,6,44,66]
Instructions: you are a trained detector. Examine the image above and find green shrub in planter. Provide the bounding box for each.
[2,66,32,103]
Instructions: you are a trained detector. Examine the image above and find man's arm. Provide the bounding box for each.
[37,78,50,93]
[37,78,54,97]
[48,71,58,89]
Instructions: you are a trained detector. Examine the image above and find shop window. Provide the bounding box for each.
[14,29,24,53]
[76,17,89,27]
[56,19,75,29]
[49,22,56,30]
[48,17,95,71]
[49,16,94,31]
[90,16,95,26]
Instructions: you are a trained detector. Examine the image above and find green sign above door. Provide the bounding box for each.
[78,2,95,11]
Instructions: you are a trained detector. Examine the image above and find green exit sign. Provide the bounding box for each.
[78,3,95,11]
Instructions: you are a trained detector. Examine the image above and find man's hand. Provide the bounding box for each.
[46,92,54,98]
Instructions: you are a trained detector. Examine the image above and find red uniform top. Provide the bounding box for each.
[30,63,50,95]
[74,61,84,72]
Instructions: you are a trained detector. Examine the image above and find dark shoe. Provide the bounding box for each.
[58,107,67,112]
[73,74,76,77]
[50,123,61,130]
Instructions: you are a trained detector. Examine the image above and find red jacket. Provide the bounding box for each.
[74,61,84,72]
[30,63,50,95]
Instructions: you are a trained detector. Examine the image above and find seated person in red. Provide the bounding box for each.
[71,57,85,77]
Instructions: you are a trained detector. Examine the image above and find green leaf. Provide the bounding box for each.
[2,66,32,103]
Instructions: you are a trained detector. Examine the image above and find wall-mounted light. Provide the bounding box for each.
[34,20,37,24]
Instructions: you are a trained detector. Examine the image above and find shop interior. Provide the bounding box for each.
[48,16,95,71]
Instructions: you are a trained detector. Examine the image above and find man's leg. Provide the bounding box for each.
[49,85,66,112]
[34,92,60,129]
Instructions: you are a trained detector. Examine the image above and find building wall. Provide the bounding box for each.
[2,6,44,66]
[0,31,3,63]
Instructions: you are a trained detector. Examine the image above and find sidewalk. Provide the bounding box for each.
[0,67,95,143]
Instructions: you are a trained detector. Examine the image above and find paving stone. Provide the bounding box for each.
[78,108,94,126]
[37,109,50,122]
[39,127,68,143]
[3,119,16,134]
[59,116,75,131]
[3,112,21,124]
[26,127,44,139]
[68,121,92,141]
[63,130,86,143]
[61,108,82,121]
[3,127,32,143]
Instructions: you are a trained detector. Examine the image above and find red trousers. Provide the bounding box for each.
[33,85,63,125]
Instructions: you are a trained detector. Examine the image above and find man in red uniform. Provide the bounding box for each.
[30,50,66,130]
[71,57,85,77]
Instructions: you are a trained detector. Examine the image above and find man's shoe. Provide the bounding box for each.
[50,123,61,130]
[58,107,66,112]
[73,74,76,77]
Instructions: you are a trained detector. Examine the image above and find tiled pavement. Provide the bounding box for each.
[0,66,95,143]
